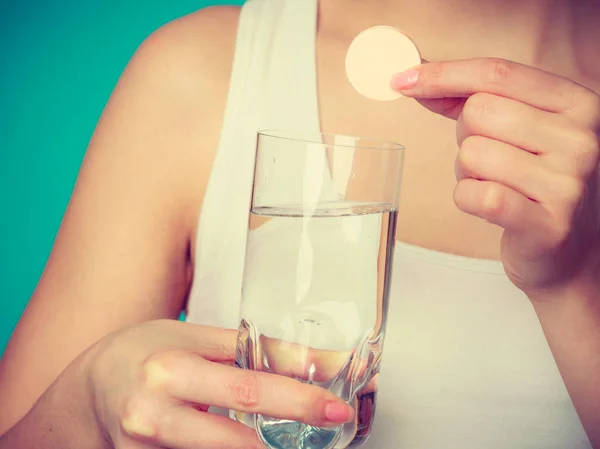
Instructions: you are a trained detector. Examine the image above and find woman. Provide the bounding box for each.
[0,0,599,447]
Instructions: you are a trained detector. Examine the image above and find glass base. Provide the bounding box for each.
[256,415,342,449]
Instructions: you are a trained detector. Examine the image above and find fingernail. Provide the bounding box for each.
[390,69,419,90]
[324,401,354,423]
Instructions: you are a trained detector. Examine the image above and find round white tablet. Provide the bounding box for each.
[345,26,422,101]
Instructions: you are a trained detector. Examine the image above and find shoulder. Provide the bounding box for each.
[102,5,243,147]
[127,6,242,100]
[108,5,244,231]
[146,6,241,67]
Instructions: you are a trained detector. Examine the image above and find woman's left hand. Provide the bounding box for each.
[392,58,600,297]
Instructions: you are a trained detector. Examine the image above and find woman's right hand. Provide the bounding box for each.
[87,319,355,449]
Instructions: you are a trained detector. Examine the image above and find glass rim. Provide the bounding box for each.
[257,129,405,152]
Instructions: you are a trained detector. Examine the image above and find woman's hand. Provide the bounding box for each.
[87,320,354,449]
[392,59,600,445]
[392,58,600,296]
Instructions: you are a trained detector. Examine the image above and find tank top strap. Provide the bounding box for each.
[187,0,321,328]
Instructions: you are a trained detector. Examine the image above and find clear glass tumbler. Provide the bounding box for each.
[234,130,405,449]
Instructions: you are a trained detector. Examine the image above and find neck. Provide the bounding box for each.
[327,0,600,85]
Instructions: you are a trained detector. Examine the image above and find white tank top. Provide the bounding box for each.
[186,0,591,447]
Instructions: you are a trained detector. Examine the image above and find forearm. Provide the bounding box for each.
[531,277,600,448]
[0,357,109,449]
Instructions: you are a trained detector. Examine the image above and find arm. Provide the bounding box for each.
[0,5,240,439]
[531,273,600,447]
[0,348,104,449]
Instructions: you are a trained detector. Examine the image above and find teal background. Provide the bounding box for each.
[0,1,245,355]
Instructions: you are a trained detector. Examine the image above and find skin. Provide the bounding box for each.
[0,0,599,447]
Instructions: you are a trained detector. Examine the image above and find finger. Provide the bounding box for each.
[455,93,600,178]
[416,97,466,120]
[121,401,263,449]
[407,59,470,119]
[141,351,355,427]
[201,360,354,426]
[453,178,552,237]
[457,135,581,204]
[392,58,594,117]
[456,93,560,153]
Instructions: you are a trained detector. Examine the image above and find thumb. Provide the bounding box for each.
[391,59,466,120]
[415,97,466,121]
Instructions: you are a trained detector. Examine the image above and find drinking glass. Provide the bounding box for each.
[234,130,405,449]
